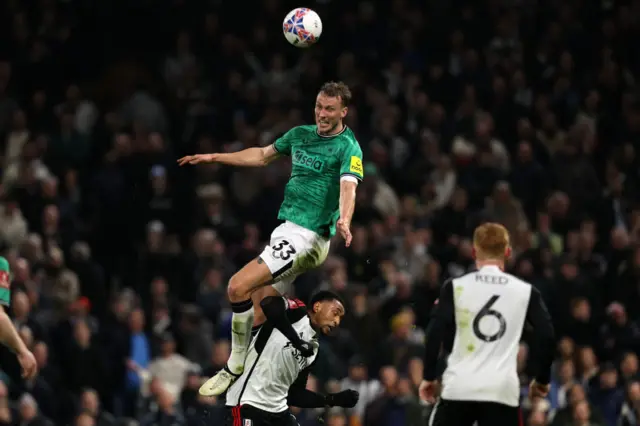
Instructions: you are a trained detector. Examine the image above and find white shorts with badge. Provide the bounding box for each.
[259,221,330,296]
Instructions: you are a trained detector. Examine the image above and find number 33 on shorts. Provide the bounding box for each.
[259,221,331,293]
[271,240,297,261]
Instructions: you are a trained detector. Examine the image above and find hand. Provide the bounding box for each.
[336,218,352,247]
[17,350,37,380]
[419,380,437,404]
[327,389,359,408]
[294,340,315,357]
[177,154,216,166]
[529,380,550,399]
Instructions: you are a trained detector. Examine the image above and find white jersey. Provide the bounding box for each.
[226,300,319,413]
[441,265,532,407]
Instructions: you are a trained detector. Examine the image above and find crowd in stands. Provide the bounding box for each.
[0,0,639,425]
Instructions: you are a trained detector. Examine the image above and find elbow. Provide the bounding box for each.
[543,327,556,346]
[259,296,284,318]
[534,324,555,348]
[259,296,279,310]
[286,389,302,407]
[339,187,357,207]
[341,180,358,194]
[257,146,278,167]
[260,296,276,311]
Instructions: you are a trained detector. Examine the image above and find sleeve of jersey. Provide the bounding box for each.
[0,275,11,307]
[284,297,308,323]
[423,279,455,381]
[339,144,364,182]
[261,296,307,322]
[273,129,295,156]
[525,287,556,385]
[287,364,326,408]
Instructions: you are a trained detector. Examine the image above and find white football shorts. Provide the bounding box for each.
[259,221,330,296]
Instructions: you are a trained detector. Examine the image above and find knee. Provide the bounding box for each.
[227,274,249,302]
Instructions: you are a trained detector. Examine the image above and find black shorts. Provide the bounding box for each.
[226,405,298,426]
[429,399,523,426]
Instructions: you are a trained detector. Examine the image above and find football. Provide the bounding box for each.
[283,8,322,48]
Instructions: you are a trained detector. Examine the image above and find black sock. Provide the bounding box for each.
[231,299,253,313]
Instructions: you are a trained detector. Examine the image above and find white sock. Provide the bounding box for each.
[227,306,254,375]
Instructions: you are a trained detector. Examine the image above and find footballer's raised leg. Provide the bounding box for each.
[200,257,274,396]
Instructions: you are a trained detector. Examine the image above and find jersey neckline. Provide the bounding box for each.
[316,124,348,139]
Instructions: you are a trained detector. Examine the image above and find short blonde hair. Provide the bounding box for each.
[473,222,510,259]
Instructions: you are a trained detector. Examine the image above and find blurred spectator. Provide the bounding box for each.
[589,363,624,426]
[139,388,185,426]
[78,388,116,426]
[339,357,381,421]
[146,333,198,400]
[18,393,53,426]
[619,381,640,426]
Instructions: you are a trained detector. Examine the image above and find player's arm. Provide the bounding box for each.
[339,179,357,226]
[338,150,363,226]
[423,279,455,381]
[178,144,281,167]
[179,129,296,167]
[287,367,359,408]
[260,296,313,355]
[214,144,281,167]
[525,287,556,385]
[338,146,363,246]
[0,306,28,355]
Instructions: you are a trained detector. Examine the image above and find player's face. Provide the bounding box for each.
[315,93,347,135]
[312,299,345,335]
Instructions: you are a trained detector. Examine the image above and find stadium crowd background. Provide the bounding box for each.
[0,0,639,425]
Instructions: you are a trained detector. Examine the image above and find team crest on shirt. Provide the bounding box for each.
[244,419,252,426]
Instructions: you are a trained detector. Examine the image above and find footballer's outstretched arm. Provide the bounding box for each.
[177,144,281,167]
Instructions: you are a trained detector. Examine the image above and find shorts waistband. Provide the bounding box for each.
[227,404,290,419]
[283,221,329,241]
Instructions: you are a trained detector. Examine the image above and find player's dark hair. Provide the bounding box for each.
[309,290,345,310]
[319,81,352,106]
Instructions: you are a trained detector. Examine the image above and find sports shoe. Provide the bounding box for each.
[199,367,240,396]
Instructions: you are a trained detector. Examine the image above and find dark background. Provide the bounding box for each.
[0,0,638,426]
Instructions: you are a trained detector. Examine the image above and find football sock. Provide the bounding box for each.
[227,299,254,375]
[251,324,263,338]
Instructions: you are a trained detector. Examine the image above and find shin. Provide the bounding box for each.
[225,258,273,374]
